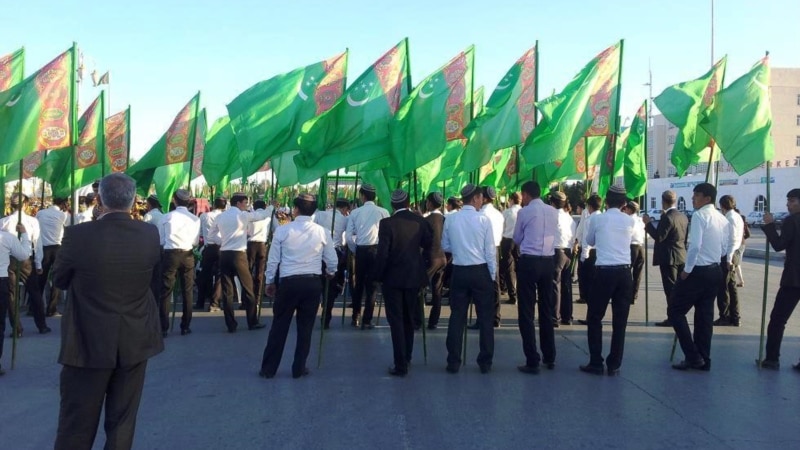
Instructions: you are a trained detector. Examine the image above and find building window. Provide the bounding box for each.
[755,195,767,213]
[797,136,800,147]
[797,115,800,126]
[677,197,686,211]
[797,94,800,106]
[668,135,675,145]
[650,197,656,209]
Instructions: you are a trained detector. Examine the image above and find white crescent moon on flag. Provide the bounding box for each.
[297,84,309,101]
[496,77,512,90]
[6,94,21,107]
[419,84,435,99]
[347,93,369,107]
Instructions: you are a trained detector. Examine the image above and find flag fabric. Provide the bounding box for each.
[535,136,607,194]
[0,48,24,91]
[295,39,410,181]
[654,57,726,177]
[479,147,514,188]
[521,42,622,169]
[623,101,648,198]
[596,133,623,198]
[389,46,474,177]
[0,46,76,165]
[700,56,774,175]
[105,107,131,172]
[202,115,241,192]
[459,46,537,173]
[191,109,207,178]
[97,71,109,86]
[227,52,347,178]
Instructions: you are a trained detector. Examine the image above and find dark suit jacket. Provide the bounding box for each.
[424,212,446,265]
[54,212,164,369]
[374,210,433,289]
[763,213,800,288]
[645,208,688,267]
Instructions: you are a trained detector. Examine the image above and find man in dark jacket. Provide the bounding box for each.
[424,192,447,329]
[375,190,433,376]
[53,173,164,450]
[760,188,800,370]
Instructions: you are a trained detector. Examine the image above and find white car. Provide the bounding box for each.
[746,211,765,226]
[645,209,662,222]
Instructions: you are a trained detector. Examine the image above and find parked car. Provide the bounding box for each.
[746,211,765,226]
[773,211,790,227]
[645,209,662,221]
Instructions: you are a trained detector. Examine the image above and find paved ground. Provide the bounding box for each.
[2,254,799,449]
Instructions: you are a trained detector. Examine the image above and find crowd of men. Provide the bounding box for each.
[1,173,800,448]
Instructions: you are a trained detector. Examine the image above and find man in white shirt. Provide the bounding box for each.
[345,184,389,329]
[209,192,272,332]
[625,201,646,305]
[196,197,226,312]
[499,192,521,306]
[247,199,273,307]
[0,222,32,375]
[474,186,503,329]
[579,186,636,376]
[576,195,602,306]
[159,189,201,336]
[315,198,349,329]
[551,192,576,325]
[669,183,729,371]
[442,184,497,374]
[1,194,49,336]
[36,197,71,316]
[715,195,744,326]
[76,194,95,224]
[142,195,165,244]
[259,194,337,379]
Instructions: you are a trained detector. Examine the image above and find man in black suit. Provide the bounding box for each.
[53,173,164,450]
[424,192,447,330]
[760,189,800,370]
[643,190,688,326]
[375,190,433,376]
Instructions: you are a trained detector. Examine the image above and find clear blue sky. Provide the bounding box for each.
[3,0,799,161]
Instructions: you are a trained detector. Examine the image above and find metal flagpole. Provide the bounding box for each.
[757,51,772,368]
[318,170,341,368]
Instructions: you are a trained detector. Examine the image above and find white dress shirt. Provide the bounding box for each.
[247,206,273,243]
[0,212,43,269]
[315,209,348,248]
[501,204,521,239]
[143,208,166,245]
[162,206,201,251]
[200,209,223,245]
[441,206,497,280]
[76,206,94,224]
[685,203,729,273]
[346,201,389,251]
[36,205,70,246]
[631,215,646,246]
[265,215,338,283]
[725,210,744,262]
[585,207,636,266]
[579,210,601,261]
[0,231,32,273]
[481,203,505,247]
[555,209,577,249]
[211,207,272,252]
[513,198,558,256]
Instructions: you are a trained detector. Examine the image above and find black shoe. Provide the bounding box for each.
[292,368,310,379]
[258,370,274,379]
[467,323,480,330]
[361,321,374,330]
[180,328,192,336]
[494,322,501,328]
[731,319,741,327]
[248,323,266,330]
[351,317,361,328]
[445,364,460,374]
[227,327,237,333]
[579,364,605,375]
[47,311,62,317]
[552,321,559,328]
[346,303,354,308]
[427,324,437,330]
[502,299,517,305]
[575,298,587,304]
[672,359,709,371]
[560,320,573,325]
[792,362,800,372]
[713,317,731,326]
[388,366,407,377]
[607,367,621,376]
[760,359,780,370]
[479,365,492,374]
[517,364,540,375]
[545,362,555,370]
[654,319,672,327]
[576,319,588,325]
[38,327,52,335]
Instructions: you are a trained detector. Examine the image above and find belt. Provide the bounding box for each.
[164,248,192,253]
[596,264,630,270]
[281,274,321,281]
[205,243,220,247]
[357,244,378,248]
[520,254,553,259]
[695,263,719,269]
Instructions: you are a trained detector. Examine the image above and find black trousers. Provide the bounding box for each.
[630,245,645,302]
[517,255,556,367]
[41,244,63,315]
[55,361,148,450]
[716,257,740,321]
[260,276,322,377]
[577,249,596,301]
[445,264,495,368]
[247,241,267,304]
[587,266,633,369]
[659,264,683,305]
[426,256,447,327]
[499,237,519,302]
[384,286,418,372]
[159,249,195,332]
[7,256,46,332]
[668,264,722,364]
[220,250,259,331]
[0,278,8,366]
[352,245,378,323]
[322,248,346,327]
[553,248,572,321]
[196,244,221,309]
[766,286,800,362]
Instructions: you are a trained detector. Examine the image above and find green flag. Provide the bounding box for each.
[623,101,648,198]
[227,51,347,178]
[479,147,514,188]
[521,42,622,169]
[535,136,607,194]
[0,46,76,165]
[202,116,241,190]
[105,107,131,173]
[700,56,774,175]
[459,46,537,172]
[0,48,24,91]
[654,57,726,177]
[596,134,624,198]
[295,39,410,181]
[389,46,474,177]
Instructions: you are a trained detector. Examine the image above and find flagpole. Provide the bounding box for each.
[70,42,79,227]
[343,171,359,326]
[644,99,650,325]
[757,51,772,367]
[125,105,131,171]
[99,91,106,177]
[11,163,23,369]
[187,92,201,191]
[318,169,341,368]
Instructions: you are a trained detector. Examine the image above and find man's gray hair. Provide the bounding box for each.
[99,173,136,212]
